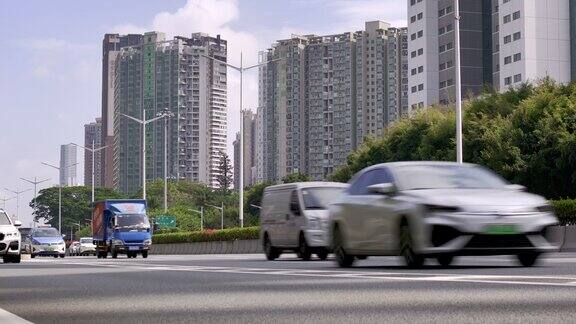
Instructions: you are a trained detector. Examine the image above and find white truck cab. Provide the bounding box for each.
[0,209,22,263]
[260,182,348,261]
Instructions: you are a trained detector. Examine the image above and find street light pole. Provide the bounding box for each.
[0,196,15,211]
[208,203,224,230]
[42,161,78,233]
[189,206,204,231]
[4,187,31,221]
[156,109,175,213]
[120,109,166,200]
[70,141,109,203]
[202,53,281,228]
[20,177,50,227]
[454,0,463,163]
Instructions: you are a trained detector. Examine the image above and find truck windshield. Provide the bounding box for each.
[301,187,345,210]
[116,214,150,229]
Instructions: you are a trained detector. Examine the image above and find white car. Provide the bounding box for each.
[78,237,96,256]
[261,182,348,261]
[329,162,559,268]
[0,209,21,263]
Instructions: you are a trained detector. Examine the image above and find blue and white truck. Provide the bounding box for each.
[92,200,152,259]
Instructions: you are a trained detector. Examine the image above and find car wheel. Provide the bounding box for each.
[399,219,424,269]
[53,255,58,259]
[12,254,21,263]
[437,255,454,267]
[60,254,65,259]
[2,256,8,263]
[517,253,540,267]
[112,250,118,259]
[316,248,329,261]
[142,251,148,258]
[31,254,36,259]
[333,226,354,268]
[298,233,312,261]
[263,234,280,261]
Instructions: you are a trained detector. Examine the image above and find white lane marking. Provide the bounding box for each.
[50,260,576,288]
[0,307,33,324]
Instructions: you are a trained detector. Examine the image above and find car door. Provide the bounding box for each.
[337,171,373,250]
[284,189,302,248]
[361,167,397,253]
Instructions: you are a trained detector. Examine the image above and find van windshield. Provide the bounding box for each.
[301,187,345,210]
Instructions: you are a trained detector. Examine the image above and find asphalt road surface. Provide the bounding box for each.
[2,252,576,323]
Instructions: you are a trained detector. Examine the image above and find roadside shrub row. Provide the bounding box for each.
[153,226,259,244]
[551,200,576,226]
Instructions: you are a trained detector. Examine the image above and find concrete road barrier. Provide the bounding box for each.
[150,225,576,255]
[150,239,262,255]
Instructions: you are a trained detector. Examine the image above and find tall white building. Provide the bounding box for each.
[84,118,103,187]
[60,144,77,186]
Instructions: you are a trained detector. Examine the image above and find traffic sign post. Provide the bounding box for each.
[155,215,176,229]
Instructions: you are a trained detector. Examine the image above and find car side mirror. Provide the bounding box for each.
[506,184,526,191]
[290,202,301,216]
[368,183,396,195]
[13,220,22,227]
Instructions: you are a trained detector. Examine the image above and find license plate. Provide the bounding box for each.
[128,246,139,251]
[484,224,518,235]
[45,246,54,251]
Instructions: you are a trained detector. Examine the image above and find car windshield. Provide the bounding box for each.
[301,187,345,210]
[80,238,92,244]
[394,165,508,190]
[33,228,61,237]
[116,214,150,229]
[0,212,11,225]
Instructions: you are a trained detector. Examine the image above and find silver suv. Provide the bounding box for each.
[0,209,22,263]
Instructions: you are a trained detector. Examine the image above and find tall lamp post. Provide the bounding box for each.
[0,196,15,210]
[155,108,175,213]
[41,161,78,233]
[3,187,31,221]
[454,0,463,163]
[189,206,204,231]
[70,141,109,203]
[208,203,224,230]
[202,53,281,228]
[20,176,50,227]
[119,109,167,200]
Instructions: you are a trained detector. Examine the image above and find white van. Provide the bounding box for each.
[261,182,348,261]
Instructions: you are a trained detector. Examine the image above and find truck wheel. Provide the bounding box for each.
[517,253,540,267]
[112,251,118,259]
[31,254,36,259]
[142,251,148,258]
[12,254,21,263]
[263,234,280,261]
[60,254,65,259]
[53,255,58,258]
[2,256,8,263]
[316,248,329,261]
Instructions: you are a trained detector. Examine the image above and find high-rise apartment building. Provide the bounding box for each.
[101,34,143,189]
[84,118,103,187]
[113,32,227,194]
[60,144,77,186]
[258,21,408,182]
[408,0,574,108]
[233,110,256,190]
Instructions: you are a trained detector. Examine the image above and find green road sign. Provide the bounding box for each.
[155,215,176,229]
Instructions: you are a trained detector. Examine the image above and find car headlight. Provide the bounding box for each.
[112,239,124,246]
[536,204,554,213]
[143,239,152,246]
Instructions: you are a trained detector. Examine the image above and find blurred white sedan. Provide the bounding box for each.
[329,162,559,268]
[78,237,96,256]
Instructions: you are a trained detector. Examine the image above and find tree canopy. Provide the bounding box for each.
[330,80,576,199]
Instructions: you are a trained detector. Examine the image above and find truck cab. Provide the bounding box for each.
[93,200,152,259]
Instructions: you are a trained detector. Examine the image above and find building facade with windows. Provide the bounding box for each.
[60,144,77,186]
[113,32,227,194]
[258,21,408,182]
[84,118,103,187]
[233,110,256,190]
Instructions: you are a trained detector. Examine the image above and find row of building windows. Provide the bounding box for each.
[410,48,424,58]
[410,12,423,23]
[410,30,423,40]
[410,0,423,5]
[504,31,521,44]
[439,60,454,71]
[504,73,522,85]
[410,102,424,110]
[439,42,454,53]
[438,24,453,36]
[439,79,454,89]
[411,65,424,75]
[503,11,521,23]
[504,53,522,64]
[411,83,424,93]
[438,5,453,18]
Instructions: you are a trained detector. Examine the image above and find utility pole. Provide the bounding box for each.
[70,141,108,203]
[190,206,204,231]
[0,196,15,210]
[20,176,50,227]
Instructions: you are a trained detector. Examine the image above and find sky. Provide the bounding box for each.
[0,0,407,226]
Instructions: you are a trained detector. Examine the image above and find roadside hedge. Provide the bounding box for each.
[551,200,576,226]
[153,226,259,244]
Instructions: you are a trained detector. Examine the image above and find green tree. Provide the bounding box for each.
[75,225,91,239]
[216,152,233,193]
[281,172,312,183]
